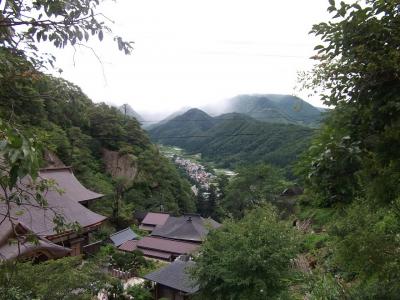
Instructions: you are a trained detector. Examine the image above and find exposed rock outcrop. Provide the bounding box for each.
[43,150,66,168]
[102,149,138,182]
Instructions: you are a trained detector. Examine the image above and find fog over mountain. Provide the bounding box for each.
[201,94,323,127]
[144,94,324,130]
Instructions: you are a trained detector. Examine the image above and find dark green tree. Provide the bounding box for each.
[0,249,109,299]
[192,204,299,299]
[222,164,287,219]
[297,0,400,296]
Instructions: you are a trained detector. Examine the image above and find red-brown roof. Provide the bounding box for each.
[118,240,138,252]
[39,167,103,203]
[141,212,170,226]
[137,236,199,255]
[118,240,172,260]
[140,248,172,260]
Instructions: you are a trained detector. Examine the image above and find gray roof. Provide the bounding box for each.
[144,259,199,294]
[151,214,221,242]
[110,227,138,246]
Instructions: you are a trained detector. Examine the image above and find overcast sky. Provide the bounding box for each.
[47,0,332,118]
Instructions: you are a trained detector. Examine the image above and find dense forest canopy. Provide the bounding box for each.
[149,108,315,171]
[0,47,196,222]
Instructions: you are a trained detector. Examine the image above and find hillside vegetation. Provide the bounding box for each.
[118,104,144,123]
[0,48,196,223]
[203,94,324,127]
[149,108,314,170]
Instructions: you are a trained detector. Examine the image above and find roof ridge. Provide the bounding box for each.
[39,166,73,172]
[110,227,131,236]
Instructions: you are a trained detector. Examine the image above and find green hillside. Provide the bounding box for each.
[204,94,324,127]
[149,109,315,170]
[0,48,195,220]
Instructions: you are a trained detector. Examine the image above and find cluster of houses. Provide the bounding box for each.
[111,211,221,299]
[114,212,220,262]
[0,166,221,299]
[173,156,216,191]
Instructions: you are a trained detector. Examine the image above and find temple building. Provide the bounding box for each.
[139,212,170,232]
[144,256,199,300]
[120,213,220,261]
[0,167,106,261]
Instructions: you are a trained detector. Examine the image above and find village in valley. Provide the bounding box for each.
[160,145,236,199]
[1,0,396,298]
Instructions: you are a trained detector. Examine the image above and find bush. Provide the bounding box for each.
[110,250,147,273]
[126,284,152,300]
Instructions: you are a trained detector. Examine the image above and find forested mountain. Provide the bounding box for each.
[149,109,314,169]
[118,104,144,122]
[146,106,192,130]
[203,94,324,127]
[0,48,195,221]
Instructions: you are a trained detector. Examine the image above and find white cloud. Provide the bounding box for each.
[45,0,332,118]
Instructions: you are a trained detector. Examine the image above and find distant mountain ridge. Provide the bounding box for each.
[146,106,192,130]
[119,104,143,122]
[202,94,323,127]
[149,108,314,170]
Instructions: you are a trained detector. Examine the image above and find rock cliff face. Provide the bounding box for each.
[102,149,138,182]
[43,150,66,168]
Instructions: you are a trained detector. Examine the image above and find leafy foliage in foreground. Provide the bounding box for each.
[295,0,400,297]
[193,205,299,300]
[0,257,108,300]
[0,0,132,67]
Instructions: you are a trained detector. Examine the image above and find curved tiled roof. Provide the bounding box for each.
[0,236,71,260]
[0,168,107,239]
[39,167,103,203]
[151,214,221,242]
[0,221,71,260]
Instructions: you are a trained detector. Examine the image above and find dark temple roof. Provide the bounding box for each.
[151,214,221,242]
[144,259,199,294]
[39,167,104,203]
[110,227,138,246]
